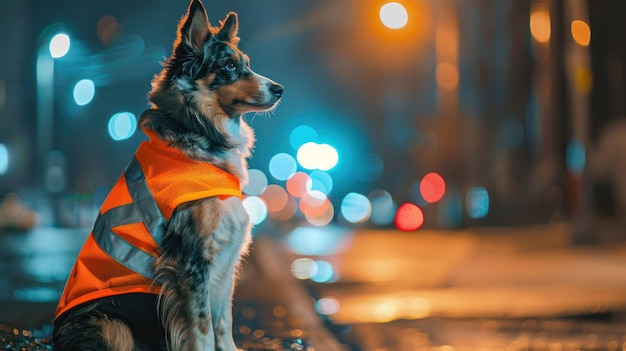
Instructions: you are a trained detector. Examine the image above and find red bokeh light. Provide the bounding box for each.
[395,203,424,231]
[286,172,311,198]
[420,172,446,203]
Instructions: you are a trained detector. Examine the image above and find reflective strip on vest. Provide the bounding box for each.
[92,157,166,279]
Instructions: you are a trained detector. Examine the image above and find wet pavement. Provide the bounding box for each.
[1,222,626,350]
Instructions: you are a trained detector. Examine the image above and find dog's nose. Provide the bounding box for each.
[271,83,284,98]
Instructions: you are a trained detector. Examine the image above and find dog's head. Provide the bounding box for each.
[148,0,283,124]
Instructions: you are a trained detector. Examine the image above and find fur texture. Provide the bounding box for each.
[53,0,283,350]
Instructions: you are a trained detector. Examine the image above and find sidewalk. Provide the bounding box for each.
[302,222,626,323]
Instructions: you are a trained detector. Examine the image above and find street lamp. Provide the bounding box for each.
[49,33,71,58]
[36,31,71,222]
[380,2,409,30]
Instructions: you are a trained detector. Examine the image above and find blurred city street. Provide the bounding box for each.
[2,0,626,349]
[2,221,626,350]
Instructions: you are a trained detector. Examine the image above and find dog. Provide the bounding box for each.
[52,0,283,350]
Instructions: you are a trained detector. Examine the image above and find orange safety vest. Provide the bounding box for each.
[55,129,242,319]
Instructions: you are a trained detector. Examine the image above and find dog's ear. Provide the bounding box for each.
[216,12,240,44]
[178,0,210,50]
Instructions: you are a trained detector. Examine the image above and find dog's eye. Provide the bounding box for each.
[223,62,237,72]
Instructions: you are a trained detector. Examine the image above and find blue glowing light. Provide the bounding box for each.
[309,170,334,195]
[311,260,336,283]
[286,226,349,256]
[566,139,586,174]
[73,79,95,106]
[243,169,268,196]
[49,33,70,58]
[14,287,59,303]
[242,196,268,225]
[340,192,371,223]
[466,186,489,219]
[0,144,8,174]
[297,142,339,171]
[269,153,297,181]
[108,112,137,141]
[289,125,318,151]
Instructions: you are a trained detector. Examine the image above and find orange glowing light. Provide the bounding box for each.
[436,62,459,90]
[299,191,329,217]
[574,64,593,94]
[261,184,289,213]
[305,201,335,227]
[97,15,122,44]
[394,203,424,231]
[269,195,297,222]
[571,20,591,47]
[286,172,311,198]
[530,5,551,43]
[420,172,446,203]
[300,190,334,226]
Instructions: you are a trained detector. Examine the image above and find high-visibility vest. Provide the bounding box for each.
[55,129,242,319]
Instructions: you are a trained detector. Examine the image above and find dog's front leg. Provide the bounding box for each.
[215,298,237,351]
[156,249,217,351]
[210,197,252,351]
[209,260,239,351]
[157,199,225,351]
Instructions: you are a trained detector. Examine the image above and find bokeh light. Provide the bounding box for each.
[436,62,459,90]
[380,2,408,30]
[305,203,334,227]
[72,79,95,106]
[296,142,339,171]
[291,258,318,280]
[301,191,334,226]
[566,139,586,174]
[286,226,348,256]
[108,112,137,141]
[269,153,297,181]
[261,184,289,213]
[369,189,396,225]
[268,195,297,222]
[394,202,424,231]
[530,4,551,43]
[97,15,122,44]
[466,186,490,219]
[420,172,446,203]
[316,297,340,316]
[286,172,312,198]
[289,125,318,151]
[341,192,371,223]
[49,33,70,58]
[242,196,268,225]
[243,169,268,196]
[309,170,334,195]
[571,19,591,47]
[311,260,336,283]
[299,190,329,215]
[0,144,8,175]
